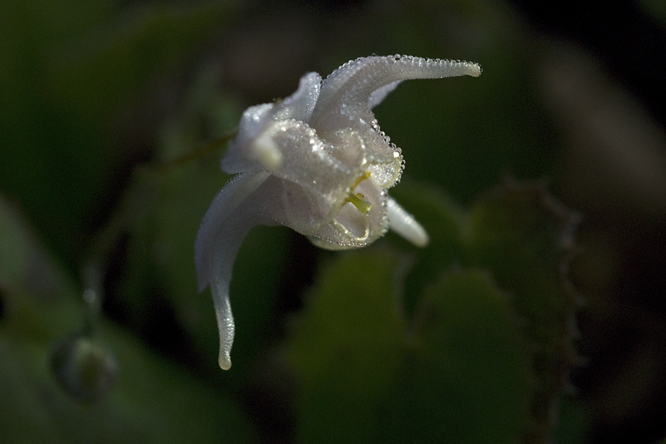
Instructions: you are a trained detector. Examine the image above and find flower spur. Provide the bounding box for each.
[195,55,481,369]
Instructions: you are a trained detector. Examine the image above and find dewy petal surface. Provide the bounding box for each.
[195,170,275,369]
[221,72,322,174]
[311,55,481,171]
[195,54,481,369]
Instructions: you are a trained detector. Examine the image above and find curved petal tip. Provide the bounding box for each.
[387,197,430,247]
[467,62,482,77]
[219,353,232,370]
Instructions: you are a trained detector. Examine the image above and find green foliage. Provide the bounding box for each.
[465,182,582,442]
[0,0,591,442]
[394,269,531,444]
[288,250,407,442]
[0,196,258,444]
[287,181,580,443]
[0,0,236,267]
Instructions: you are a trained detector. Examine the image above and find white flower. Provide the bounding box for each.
[195,55,481,369]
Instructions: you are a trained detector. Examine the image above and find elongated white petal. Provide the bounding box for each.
[311,56,480,170]
[195,171,274,369]
[212,282,234,370]
[195,171,271,289]
[387,196,429,247]
[312,55,481,130]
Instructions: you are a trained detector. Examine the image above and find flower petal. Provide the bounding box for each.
[222,72,322,174]
[310,55,481,174]
[248,121,367,235]
[387,196,429,247]
[272,72,321,121]
[312,55,481,127]
[195,170,275,369]
[368,80,401,109]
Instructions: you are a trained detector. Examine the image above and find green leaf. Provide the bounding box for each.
[0,0,238,268]
[288,248,407,443]
[287,251,533,444]
[465,181,582,442]
[0,325,259,444]
[288,180,581,443]
[389,179,466,312]
[382,269,532,444]
[0,195,82,342]
[0,194,258,444]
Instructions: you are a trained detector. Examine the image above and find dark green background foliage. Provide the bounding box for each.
[2,0,666,443]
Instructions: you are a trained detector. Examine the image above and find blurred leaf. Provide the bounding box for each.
[0,326,259,444]
[389,180,467,312]
[0,195,81,341]
[551,397,591,444]
[0,194,258,444]
[0,0,237,268]
[50,0,237,121]
[287,179,580,443]
[287,249,532,444]
[288,249,407,443]
[383,269,532,444]
[465,180,582,442]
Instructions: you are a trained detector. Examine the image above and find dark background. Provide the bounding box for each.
[1,0,666,443]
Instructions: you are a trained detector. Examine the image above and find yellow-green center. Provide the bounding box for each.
[344,171,372,214]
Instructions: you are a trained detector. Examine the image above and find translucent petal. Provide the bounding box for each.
[368,80,401,109]
[260,122,366,233]
[194,170,275,369]
[272,72,321,121]
[222,73,321,174]
[221,104,275,174]
[313,55,481,127]
[311,55,482,168]
[387,196,429,247]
